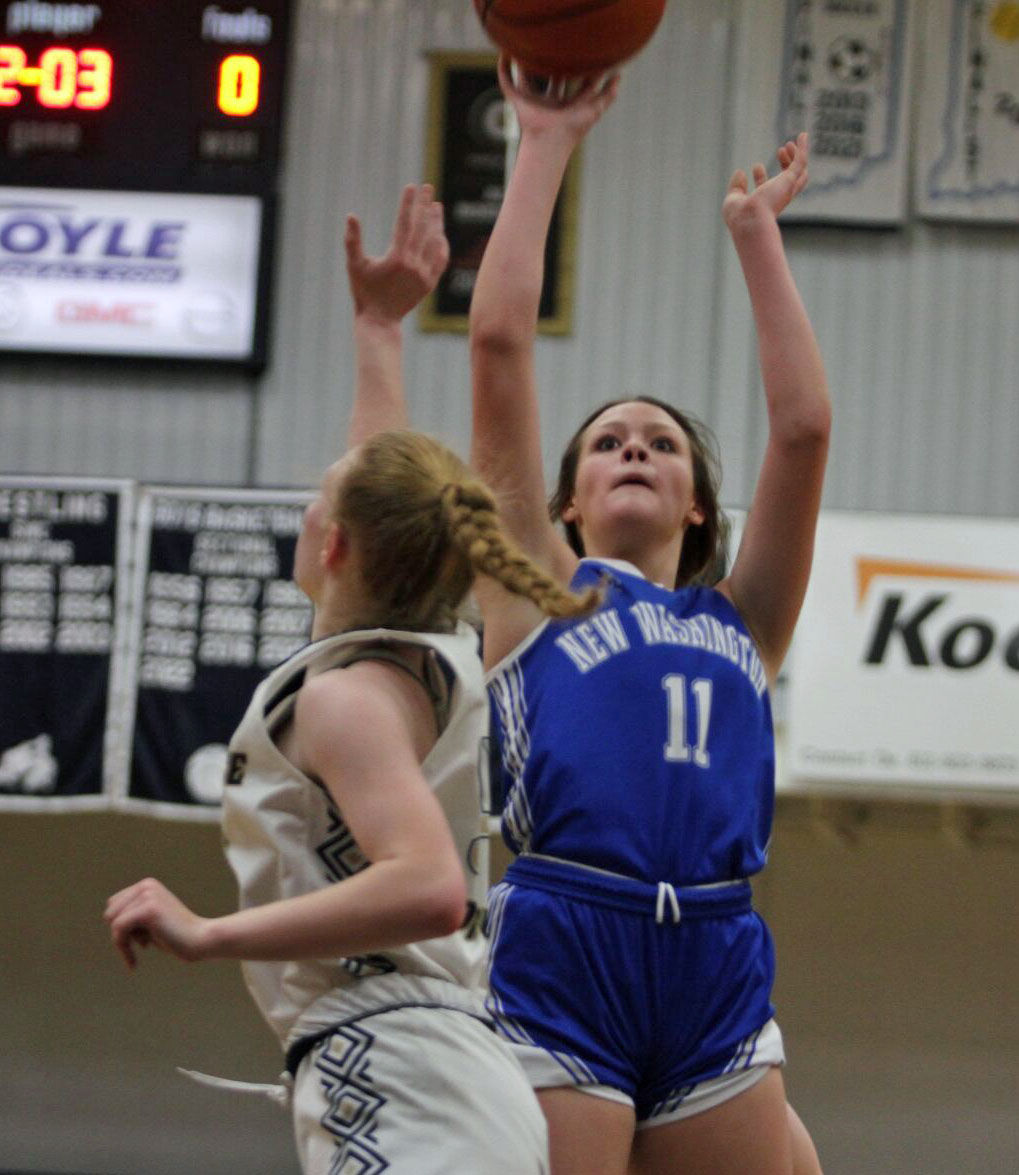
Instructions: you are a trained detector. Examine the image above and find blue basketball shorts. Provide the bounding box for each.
[485,854,783,1124]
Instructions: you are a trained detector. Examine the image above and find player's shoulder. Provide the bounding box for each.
[296,664,401,736]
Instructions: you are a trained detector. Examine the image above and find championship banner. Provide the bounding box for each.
[763,0,914,224]
[915,0,1019,220]
[113,486,312,819]
[0,476,133,811]
[788,511,1019,793]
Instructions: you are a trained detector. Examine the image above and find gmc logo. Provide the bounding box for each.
[56,300,155,326]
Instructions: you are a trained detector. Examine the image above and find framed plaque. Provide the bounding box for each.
[420,52,579,334]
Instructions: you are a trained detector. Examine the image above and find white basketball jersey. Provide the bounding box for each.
[221,622,490,1051]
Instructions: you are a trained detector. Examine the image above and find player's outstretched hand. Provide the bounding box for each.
[497,54,620,146]
[345,183,449,324]
[104,877,211,971]
[723,132,809,230]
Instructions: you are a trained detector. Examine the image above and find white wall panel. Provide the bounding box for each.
[0,360,254,483]
[779,219,1019,519]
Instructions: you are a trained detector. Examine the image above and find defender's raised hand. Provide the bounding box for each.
[344,182,449,324]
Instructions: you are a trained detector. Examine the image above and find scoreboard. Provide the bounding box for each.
[0,0,292,192]
[0,1,294,367]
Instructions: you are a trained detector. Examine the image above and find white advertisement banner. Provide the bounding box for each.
[916,0,1019,221]
[0,188,263,359]
[788,512,1019,792]
[771,0,914,224]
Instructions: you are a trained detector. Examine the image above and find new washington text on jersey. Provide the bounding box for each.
[488,558,775,887]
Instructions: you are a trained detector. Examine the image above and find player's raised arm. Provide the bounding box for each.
[469,59,618,576]
[468,62,618,666]
[718,133,831,682]
[345,183,449,448]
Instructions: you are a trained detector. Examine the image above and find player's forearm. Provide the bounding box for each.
[729,208,830,443]
[346,315,409,448]
[198,857,467,962]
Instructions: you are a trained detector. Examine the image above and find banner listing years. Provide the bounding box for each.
[0,478,132,806]
[124,487,313,811]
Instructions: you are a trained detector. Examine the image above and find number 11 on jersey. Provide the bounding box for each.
[662,674,712,768]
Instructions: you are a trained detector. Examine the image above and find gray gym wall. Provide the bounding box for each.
[1,2,1016,1172]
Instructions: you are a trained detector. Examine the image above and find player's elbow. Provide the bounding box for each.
[774,385,832,451]
[469,290,536,359]
[470,316,524,363]
[416,861,470,940]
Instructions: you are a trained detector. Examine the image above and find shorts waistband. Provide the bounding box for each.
[504,854,752,924]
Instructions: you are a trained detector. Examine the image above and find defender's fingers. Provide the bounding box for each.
[104,882,147,921]
[407,184,440,251]
[391,183,420,248]
[343,214,364,265]
[116,938,136,970]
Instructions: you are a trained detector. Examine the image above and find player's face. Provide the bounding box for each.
[293,455,352,599]
[563,402,703,555]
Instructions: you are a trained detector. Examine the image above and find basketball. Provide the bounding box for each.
[473,0,667,78]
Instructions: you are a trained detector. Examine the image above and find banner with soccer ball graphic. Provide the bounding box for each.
[739,0,915,224]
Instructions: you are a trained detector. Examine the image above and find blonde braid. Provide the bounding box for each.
[440,481,600,619]
[337,431,599,631]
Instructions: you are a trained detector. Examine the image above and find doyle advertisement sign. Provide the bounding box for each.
[0,187,263,360]
[788,511,1019,792]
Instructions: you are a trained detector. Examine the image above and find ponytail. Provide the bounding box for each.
[336,431,598,631]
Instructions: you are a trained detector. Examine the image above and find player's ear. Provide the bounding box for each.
[321,521,348,569]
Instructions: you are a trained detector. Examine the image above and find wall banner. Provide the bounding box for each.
[915,0,1019,221]
[112,485,312,820]
[0,476,134,811]
[788,511,1019,793]
[773,0,914,224]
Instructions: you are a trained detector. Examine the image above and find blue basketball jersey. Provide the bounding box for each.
[488,558,775,885]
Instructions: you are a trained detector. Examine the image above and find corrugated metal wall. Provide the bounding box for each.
[0,0,1016,518]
